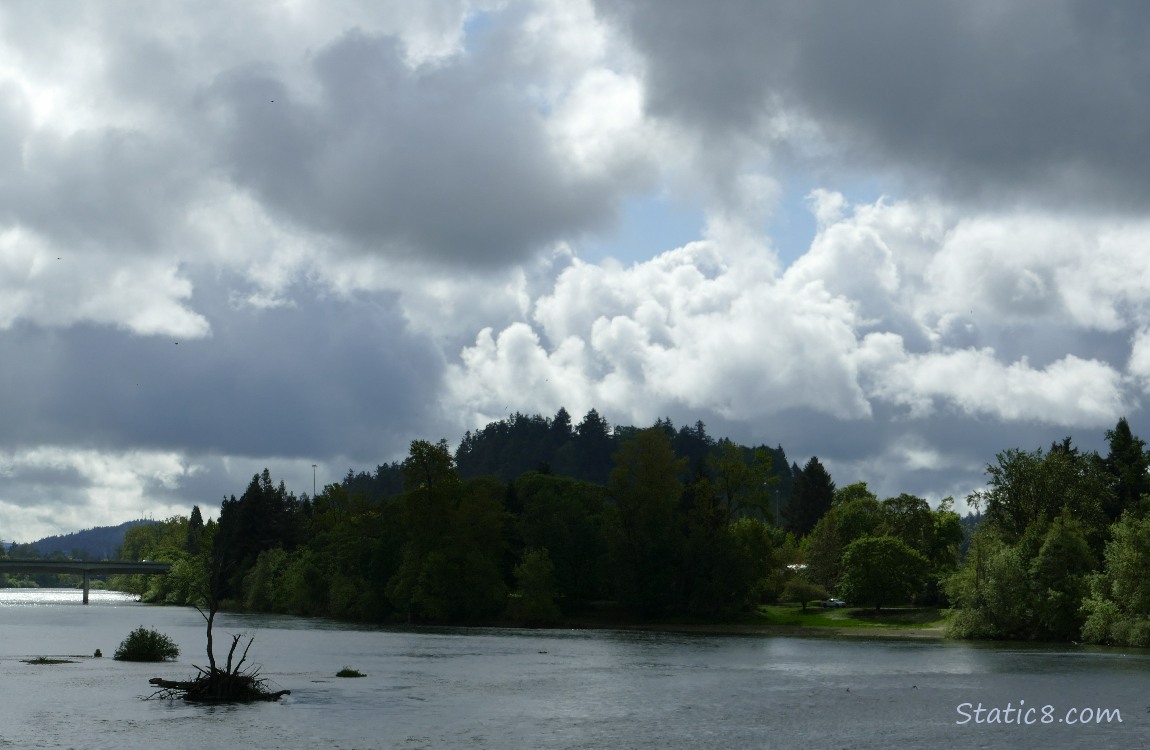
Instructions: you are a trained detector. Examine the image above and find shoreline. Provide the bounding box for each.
[122,589,953,642]
[561,619,948,641]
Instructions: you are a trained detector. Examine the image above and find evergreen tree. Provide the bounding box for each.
[608,428,686,617]
[186,505,204,555]
[785,457,835,537]
[673,420,714,475]
[575,409,615,484]
[1101,417,1150,522]
[213,469,306,601]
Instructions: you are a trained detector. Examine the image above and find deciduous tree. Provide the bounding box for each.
[838,535,928,611]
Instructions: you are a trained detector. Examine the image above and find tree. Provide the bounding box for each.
[212,469,307,601]
[403,439,458,493]
[728,518,777,609]
[945,529,1033,640]
[518,472,611,606]
[926,499,964,603]
[1081,513,1150,646]
[878,494,934,557]
[781,578,829,610]
[389,444,509,623]
[972,441,1110,550]
[575,409,615,484]
[608,428,686,617]
[832,482,872,506]
[1101,417,1149,522]
[838,536,929,611]
[186,505,205,555]
[803,514,842,590]
[507,547,561,625]
[1029,513,1094,641]
[707,442,776,523]
[784,457,835,537]
[673,420,715,474]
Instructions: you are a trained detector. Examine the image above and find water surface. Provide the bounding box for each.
[1,589,1148,749]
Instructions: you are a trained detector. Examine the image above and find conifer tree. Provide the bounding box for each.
[784,457,835,537]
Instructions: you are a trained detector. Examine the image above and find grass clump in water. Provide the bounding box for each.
[336,667,366,678]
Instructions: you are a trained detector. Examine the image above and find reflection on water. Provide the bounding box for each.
[0,588,139,607]
[0,590,1148,749]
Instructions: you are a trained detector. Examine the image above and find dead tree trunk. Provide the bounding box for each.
[146,545,288,703]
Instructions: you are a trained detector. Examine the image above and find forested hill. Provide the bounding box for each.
[16,519,156,559]
[342,407,797,508]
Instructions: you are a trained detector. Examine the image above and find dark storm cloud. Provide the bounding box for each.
[595,0,1150,208]
[0,90,198,253]
[0,275,445,465]
[201,29,627,267]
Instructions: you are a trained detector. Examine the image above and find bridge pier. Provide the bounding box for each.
[0,560,171,603]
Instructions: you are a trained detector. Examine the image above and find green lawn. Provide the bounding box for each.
[752,604,949,629]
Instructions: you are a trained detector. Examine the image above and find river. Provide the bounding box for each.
[1,589,1148,749]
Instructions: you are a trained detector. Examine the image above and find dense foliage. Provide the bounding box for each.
[946,419,1150,645]
[102,408,1150,645]
[114,626,180,662]
[110,412,795,623]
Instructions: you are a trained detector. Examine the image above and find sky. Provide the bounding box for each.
[3,0,1150,542]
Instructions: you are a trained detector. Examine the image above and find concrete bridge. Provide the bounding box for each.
[0,559,171,604]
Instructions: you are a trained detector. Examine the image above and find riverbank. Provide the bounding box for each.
[558,604,950,641]
[121,584,950,642]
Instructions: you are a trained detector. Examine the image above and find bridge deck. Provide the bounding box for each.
[0,559,171,603]
[0,560,171,575]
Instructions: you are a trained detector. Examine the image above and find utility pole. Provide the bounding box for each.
[312,464,317,497]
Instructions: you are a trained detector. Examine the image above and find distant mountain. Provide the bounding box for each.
[19,519,156,560]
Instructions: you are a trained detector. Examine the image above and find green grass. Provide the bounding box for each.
[755,604,949,629]
[336,667,366,678]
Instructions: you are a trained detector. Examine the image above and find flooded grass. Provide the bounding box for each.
[757,604,949,629]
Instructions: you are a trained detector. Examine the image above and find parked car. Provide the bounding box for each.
[821,598,847,608]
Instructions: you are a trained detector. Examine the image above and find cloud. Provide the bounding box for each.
[0,0,661,342]
[0,280,446,464]
[594,0,1150,210]
[0,227,210,337]
[860,338,1128,425]
[448,226,877,428]
[447,192,1150,503]
[198,11,655,267]
[2,0,1149,542]
[0,446,199,543]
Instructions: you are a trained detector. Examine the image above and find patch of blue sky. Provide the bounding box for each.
[576,193,705,266]
[462,9,496,39]
[768,172,896,268]
[574,173,896,269]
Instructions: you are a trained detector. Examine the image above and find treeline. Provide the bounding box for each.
[108,409,1150,646]
[0,520,158,588]
[109,409,962,626]
[331,409,795,510]
[945,419,1150,645]
[112,413,803,622]
[10,520,156,560]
